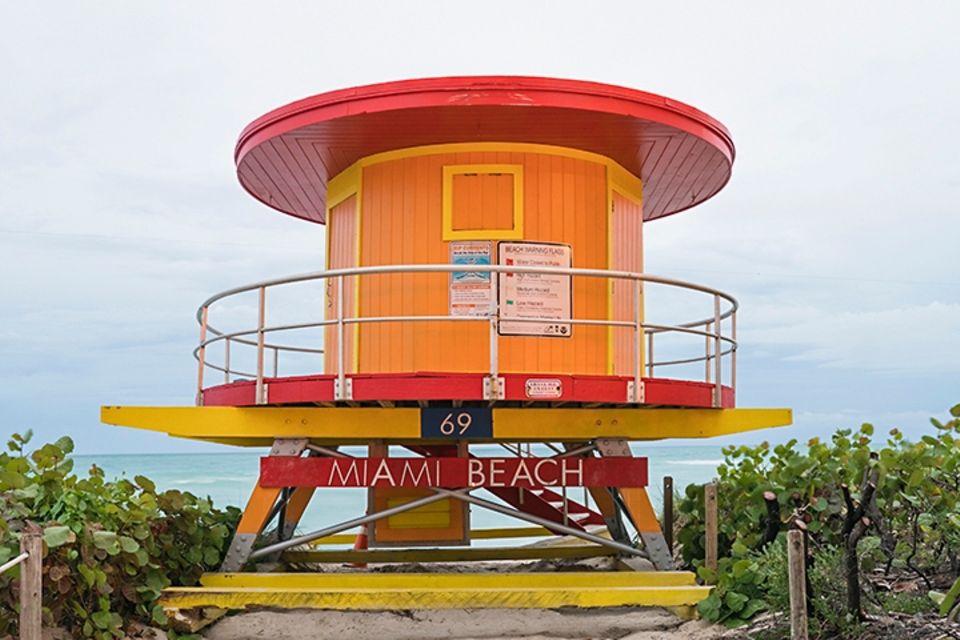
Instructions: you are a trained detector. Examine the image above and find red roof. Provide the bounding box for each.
[236,76,735,224]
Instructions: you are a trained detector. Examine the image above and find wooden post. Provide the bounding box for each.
[662,476,674,555]
[20,529,42,640]
[787,529,809,640]
[704,482,718,574]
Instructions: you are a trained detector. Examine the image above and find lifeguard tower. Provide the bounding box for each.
[102,76,790,616]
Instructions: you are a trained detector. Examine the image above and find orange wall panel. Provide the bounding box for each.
[355,150,615,375]
[324,195,358,374]
[450,172,515,232]
[610,191,644,376]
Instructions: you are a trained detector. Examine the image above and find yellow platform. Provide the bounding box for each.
[101,405,791,446]
[161,571,710,611]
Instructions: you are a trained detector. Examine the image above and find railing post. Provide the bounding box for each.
[255,286,266,405]
[487,313,499,399]
[224,337,231,384]
[336,275,346,400]
[704,321,713,383]
[647,332,654,377]
[486,269,500,400]
[20,528,42,640]
[632,278,643,402]
[272,347,279,378]
[713,294,722,408]
[731,310,737,393]
[196,305,208,406]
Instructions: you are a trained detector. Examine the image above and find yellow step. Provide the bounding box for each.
[161,585,711,610]
[199,571,698,589]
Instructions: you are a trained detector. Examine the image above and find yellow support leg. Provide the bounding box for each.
[281,486,315,538]
[596,439,673,570]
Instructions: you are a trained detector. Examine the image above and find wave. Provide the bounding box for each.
[168,477,251,485]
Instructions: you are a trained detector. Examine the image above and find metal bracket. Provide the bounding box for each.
[595,438,631,457]
[334,378,353,401]
[256,382,269,405]
[483,376,505,400]
[639,531,674,571]
[269,438,309,457]
[626,380,646,404]
[219,532,257,572]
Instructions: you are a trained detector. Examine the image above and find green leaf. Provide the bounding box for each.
[92,531,117,549]
[134,474,156,493]
[724,591,749,613]
[203,547,220,566]
[939,576,960,616]
[151,604,168,625]
[91,610,113,630]
[54,435,75,454]
[92,531,121,556]
[741,598,767,619]
[119,536,139,553]
[697,592,722,621]
[697,566,717,583]
[43,525,75,548]
[731,559,752,578]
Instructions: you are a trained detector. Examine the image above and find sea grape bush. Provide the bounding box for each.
[0,431,240,639]
[678,403,960,627]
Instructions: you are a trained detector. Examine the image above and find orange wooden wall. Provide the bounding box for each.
[324,195,357,373]
[324,147,644,377]
[610,191,644,376]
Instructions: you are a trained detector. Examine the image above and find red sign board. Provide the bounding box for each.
[260,457,647,489]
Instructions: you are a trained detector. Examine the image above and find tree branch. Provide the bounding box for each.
[758,491,781,550]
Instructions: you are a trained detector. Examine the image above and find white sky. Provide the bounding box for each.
[1,2,958,454]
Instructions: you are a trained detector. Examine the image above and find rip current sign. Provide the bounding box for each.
[420,407,493,439]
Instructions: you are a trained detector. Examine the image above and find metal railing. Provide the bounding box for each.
[194,264,738,406]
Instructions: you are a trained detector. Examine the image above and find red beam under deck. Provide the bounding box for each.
[260,456,649,489]
[201,372,734,408]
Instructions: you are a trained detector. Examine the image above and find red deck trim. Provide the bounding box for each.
[200,372,735,409]
[235,76,734,224]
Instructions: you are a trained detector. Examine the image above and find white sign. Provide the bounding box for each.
[498,242,572,337]
[525,378,563,399]
[449,241,493,317]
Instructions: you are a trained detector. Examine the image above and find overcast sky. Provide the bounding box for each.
[1,2,957,454]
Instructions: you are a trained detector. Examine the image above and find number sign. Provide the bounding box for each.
[420,407,493,439]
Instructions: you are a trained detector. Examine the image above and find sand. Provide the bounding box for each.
[201,608,725,640]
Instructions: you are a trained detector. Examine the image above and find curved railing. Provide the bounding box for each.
[194,265,738,406]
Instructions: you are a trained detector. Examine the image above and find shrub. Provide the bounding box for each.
[678,403,960,627]
[0,431,240,639]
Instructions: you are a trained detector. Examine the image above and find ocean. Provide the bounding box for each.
[73,445,724,541]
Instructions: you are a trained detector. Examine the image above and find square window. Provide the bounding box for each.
[442,164,523,240]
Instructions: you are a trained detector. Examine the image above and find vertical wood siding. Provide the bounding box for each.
[610,191,645,376]
[450,172,515,231]
[324,195,358,374]
[355,151,620,375]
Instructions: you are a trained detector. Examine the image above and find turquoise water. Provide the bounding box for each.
[74,445,723,540]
